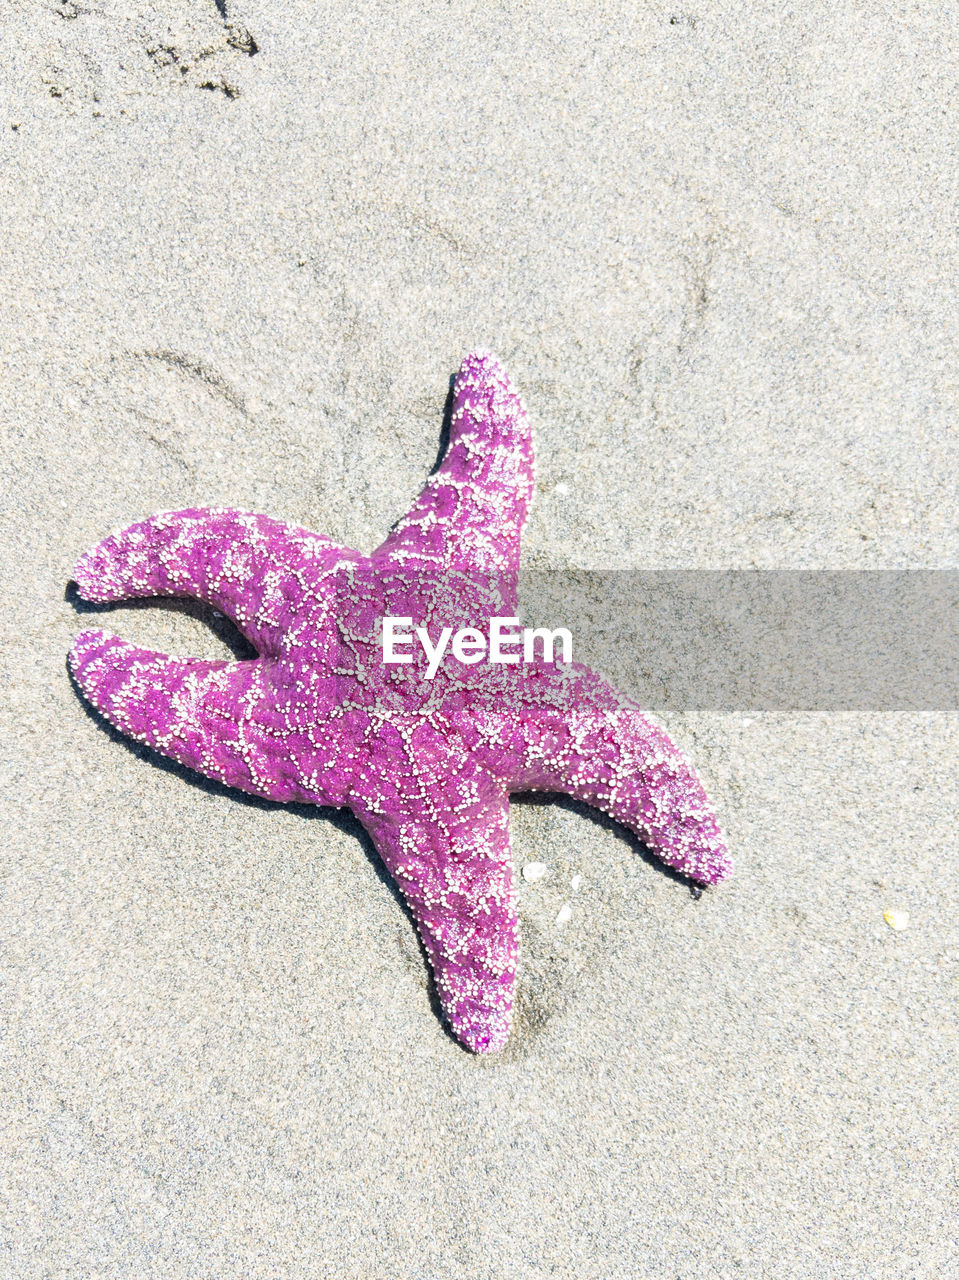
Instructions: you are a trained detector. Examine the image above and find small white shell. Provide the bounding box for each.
[556,903,573,925]
[570,874,582,891]
[522,862,547,883]
[883,908,910,931]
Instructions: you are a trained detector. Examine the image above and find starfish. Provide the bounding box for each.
[68,351,729,1053]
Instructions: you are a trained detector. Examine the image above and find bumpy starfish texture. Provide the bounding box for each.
[69,351,729,1053]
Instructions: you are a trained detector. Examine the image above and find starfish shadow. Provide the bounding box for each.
[427,376,457,477]
[66,580,260,660]
[65,583,461,1049]
[510,790,708,897]
[378,375,457,547]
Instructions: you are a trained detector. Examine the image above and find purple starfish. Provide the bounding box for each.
[69,351,729,1053]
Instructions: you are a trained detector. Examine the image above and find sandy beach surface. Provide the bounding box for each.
[2,3,958,1276]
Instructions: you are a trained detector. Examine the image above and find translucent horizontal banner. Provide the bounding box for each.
[515,571,959,711]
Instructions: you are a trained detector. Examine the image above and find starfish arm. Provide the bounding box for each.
[68,629,327,804]
[355,767,517,1053]
[72,509,349,656]
[493,666,730,886]
[373,351,534,578]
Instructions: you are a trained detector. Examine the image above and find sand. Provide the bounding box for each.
[2,2,957,1276]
